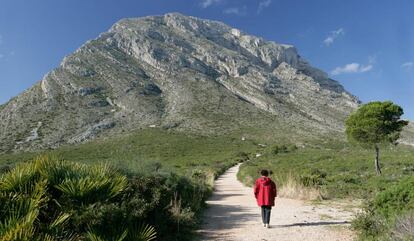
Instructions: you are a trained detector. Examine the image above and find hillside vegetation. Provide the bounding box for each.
[238,143,414,199]
[0,128,260,177]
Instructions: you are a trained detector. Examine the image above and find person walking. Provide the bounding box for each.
[254,170,277,228]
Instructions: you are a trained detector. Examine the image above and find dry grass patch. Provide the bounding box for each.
[278,173,323,201]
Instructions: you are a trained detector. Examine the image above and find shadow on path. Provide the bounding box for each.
[208,193,245,201]
[201,204,260,229]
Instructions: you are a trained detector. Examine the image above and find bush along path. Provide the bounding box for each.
[197,164,358,241]
[0,155,211,241]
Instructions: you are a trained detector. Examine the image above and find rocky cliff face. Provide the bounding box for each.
[0,13,360,152]
[400,122,414,146]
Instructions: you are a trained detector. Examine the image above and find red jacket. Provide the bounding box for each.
[254,177,277,206]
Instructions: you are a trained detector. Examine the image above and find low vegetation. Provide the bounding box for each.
[0,155,217,241]
[0,128,259,178]
[352,176,414,240]
[238,142,414,200]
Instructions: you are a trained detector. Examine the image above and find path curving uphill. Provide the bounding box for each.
[198,164,357,241]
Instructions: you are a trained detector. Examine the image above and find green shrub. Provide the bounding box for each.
[236,152,250,162]
[0,155,212,241]
[352,211,386,240]
[272,144,297,155]
[353,176,414,240]
[299,169,327,187]
[372,176,414,219]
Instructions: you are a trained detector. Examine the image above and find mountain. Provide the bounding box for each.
[0,13,361,153]
[400,121,414,146]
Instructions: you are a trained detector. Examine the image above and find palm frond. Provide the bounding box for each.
[0,205,38,241]
[0,162,39,194]
[128,224,157,241]
[86,232,105,241]
[0,223,35,241]
[49,212,71,229]
[86,229,128,241]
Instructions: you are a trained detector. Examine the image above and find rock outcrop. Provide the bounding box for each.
[0,13,361,152]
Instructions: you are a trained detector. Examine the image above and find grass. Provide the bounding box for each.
[237,143,414,200]
[0,128,264,179]
[3,128,414,201]
[276,172,323,200]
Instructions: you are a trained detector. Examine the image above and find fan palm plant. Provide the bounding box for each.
[55,168,127,204]
[0,180,47,241]
[127,224,157,241]
[0,155,157,241]
[86,223,157,241]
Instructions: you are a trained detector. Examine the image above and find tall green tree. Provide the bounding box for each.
[345,101,408,174]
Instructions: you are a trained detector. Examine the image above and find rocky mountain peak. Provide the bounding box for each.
[0,13,361,152]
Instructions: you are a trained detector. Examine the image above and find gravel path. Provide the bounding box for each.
[198,164,357,241]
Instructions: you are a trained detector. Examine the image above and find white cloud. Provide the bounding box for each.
[368,55,376,64]
[323,28,345,46]
[359,64,373,72]
[331,62,373,75]
[200,0,222,8]
[257,0,272,13]
[223,7,246,15]
[401,62,414,70]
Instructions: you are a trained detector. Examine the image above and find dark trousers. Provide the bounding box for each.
[261,205,272,224]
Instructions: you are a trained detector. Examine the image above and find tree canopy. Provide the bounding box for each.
[345,101,408,147]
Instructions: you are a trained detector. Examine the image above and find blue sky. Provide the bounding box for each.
[0,0,413,119]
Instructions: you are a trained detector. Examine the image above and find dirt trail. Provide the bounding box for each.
[198,164,358,241]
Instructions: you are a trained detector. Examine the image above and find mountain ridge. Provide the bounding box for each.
[0,13,363,152]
